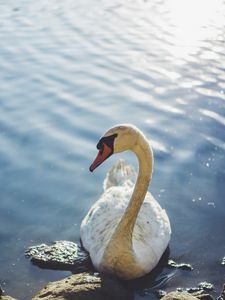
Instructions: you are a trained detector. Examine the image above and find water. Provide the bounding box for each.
[0,0,225,298]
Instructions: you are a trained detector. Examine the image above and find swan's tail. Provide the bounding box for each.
[103,159,137,191]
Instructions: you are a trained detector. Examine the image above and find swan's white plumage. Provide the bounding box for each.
[81,160,171,276]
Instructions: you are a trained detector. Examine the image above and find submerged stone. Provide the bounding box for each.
[167,259,193,271]
[155,289,167,298]
[26,240,91,272]
[198,282,214,292]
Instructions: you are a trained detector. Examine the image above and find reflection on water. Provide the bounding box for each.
[166,0,225,58]
[0,0,225,299]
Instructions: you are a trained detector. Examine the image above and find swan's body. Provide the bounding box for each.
[80,124,171,280]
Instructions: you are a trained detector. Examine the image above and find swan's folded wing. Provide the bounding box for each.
[103,160,137,191]
[80,186,131,268]
[133,192,171,270]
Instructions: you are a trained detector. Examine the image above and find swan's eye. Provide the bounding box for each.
[96,134,118,151]
[97,140,103,150]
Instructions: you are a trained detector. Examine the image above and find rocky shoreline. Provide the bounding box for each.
[1,241,224,300]
[1,275,224,300]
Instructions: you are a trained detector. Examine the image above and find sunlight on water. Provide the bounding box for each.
[166,0,225,58]
[200,109,225,126]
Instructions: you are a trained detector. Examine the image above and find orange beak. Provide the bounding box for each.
[89,143,113,172]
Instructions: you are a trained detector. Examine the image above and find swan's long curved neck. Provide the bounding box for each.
[101,132,153,274]
[116,133,153,235]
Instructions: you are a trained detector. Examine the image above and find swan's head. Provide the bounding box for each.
[90,124,139,172]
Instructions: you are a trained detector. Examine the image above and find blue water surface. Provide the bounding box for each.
[0,0,225,299]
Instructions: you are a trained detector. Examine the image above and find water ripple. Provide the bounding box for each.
[200,109,225,127]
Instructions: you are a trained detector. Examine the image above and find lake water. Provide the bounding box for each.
[0,0,225,299]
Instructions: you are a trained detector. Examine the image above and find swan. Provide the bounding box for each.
[80,124,171,280]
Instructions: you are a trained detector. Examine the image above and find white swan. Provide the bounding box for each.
[80,124,171,280]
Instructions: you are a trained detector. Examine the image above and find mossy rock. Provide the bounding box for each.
[32,272,131,300]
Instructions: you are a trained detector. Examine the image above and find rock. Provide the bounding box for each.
[222,257,225,265]
[167,260,193,271]
[161,291,199,300]
[26,241,91,272]
[176,282,215,300]
[190,291,214,300]
[198,282,214,292]
[32,272,131,300]
[0,296,18,300]
[218,284,225,300]
[155,289,167,298]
